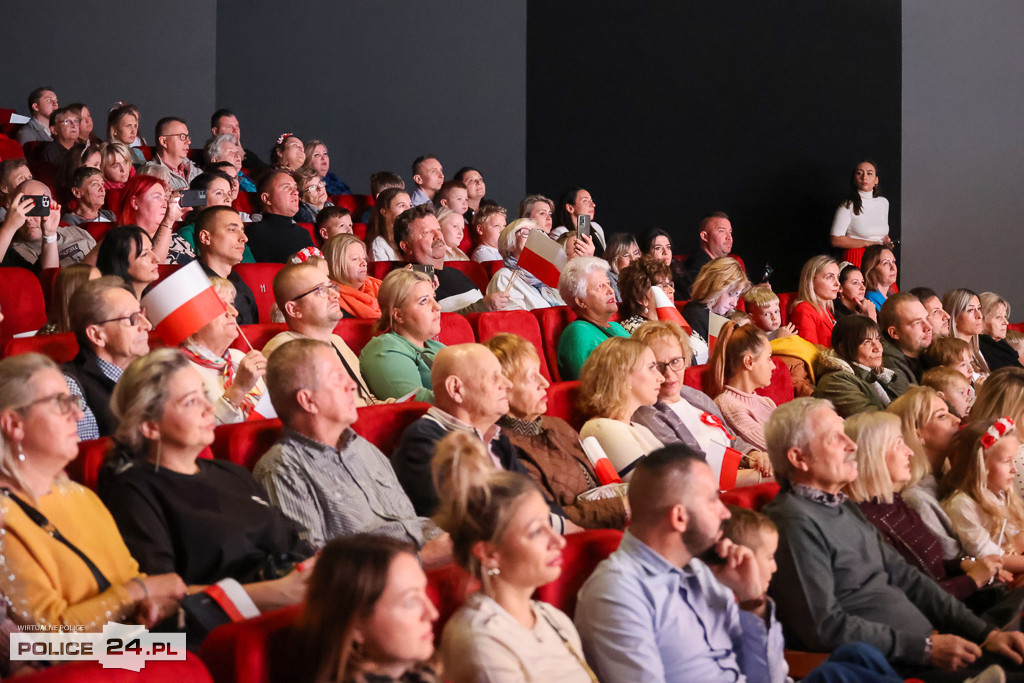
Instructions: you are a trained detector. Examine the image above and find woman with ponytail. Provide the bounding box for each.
[707,322,777,452]
[433,432,597,683]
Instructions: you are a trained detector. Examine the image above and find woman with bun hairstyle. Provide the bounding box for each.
[433,432,596,683]
[706,322,777,453]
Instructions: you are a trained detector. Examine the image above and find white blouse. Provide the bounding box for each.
[943,489,1021,558]
[830,191,889,242]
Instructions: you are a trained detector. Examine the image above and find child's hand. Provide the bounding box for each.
[776,323,796,339]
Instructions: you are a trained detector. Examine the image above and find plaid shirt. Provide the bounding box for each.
[64,356,122,441]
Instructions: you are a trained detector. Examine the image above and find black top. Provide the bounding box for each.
[682,300,711,343]
[246,213,313,264]
[678,250,712,299]
[199,261,259,326]
[980,334,1024,372]
[98,457,311,585]
[434,265,480,302]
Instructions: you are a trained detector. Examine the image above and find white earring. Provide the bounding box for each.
[486,566,500,577]
[16,443,25,462]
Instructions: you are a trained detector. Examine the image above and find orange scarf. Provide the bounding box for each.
[337,277,382,319]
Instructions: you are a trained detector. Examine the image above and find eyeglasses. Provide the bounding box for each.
[304,181,326,193]
[655,281,676,293]
[290,282,339,302]
[59,118,80,127]
[655,357,686,374]
[17,392,85,416]
[99,309,147,327]
[161,132,191,142]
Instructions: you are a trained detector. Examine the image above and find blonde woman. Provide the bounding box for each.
[979,292,1022,371]
[359,269,443,402]
[682,256,749,363]
[789,255,840,347]
[943,288,990,379]
[578,337,664,479]
[434,432,596,683]
[889,386,963,561]
[323,233,381,319]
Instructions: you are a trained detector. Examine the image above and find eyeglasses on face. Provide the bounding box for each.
[161,132,191,142]
[656,357,686,374]
[18,392,85,416]
[290,282,339,302]
[99,309,147,327]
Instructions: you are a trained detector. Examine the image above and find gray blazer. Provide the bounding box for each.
[632,384,758,457]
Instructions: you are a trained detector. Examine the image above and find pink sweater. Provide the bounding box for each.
[714,385,776,451]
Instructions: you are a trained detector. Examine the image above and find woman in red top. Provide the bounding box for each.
[789,255,840,347]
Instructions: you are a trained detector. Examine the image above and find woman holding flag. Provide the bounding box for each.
[485,219,565,311]
[180,277,270,424]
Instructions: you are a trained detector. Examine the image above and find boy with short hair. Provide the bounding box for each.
[922,366,974,419]
[744,285,818,397]
[316,206,353,244]
[470,204,506,262]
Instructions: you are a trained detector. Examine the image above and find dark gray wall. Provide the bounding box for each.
[0,1,217,145]
[215,0,527,205]
[902,1,1024,311]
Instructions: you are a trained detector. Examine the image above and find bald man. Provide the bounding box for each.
[391,344,571,528]
[2,179,95,269]
[262,262,378,407]
[254,339,451,565]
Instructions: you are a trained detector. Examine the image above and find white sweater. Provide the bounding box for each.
[830,191,889,242]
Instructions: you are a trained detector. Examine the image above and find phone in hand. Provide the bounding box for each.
[411,264,435,277]
[698,544,728,566]
[25,195,50,217]
[577,214,591,239]
[179,189,207,208]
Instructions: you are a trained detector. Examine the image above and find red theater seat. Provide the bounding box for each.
[425,562,478,643]
[38,267,59,308]
[231,323,288,353]
[532,306,576,382]
[199,604,302,683]
[546,381,583,432]
[332,193,374,217]
[534,529,622,618]
[232,191,258,215]
[20,653,212,682]
[471,309,551,381]
[353,402,431,458]
[65,437,112,491]
[481,260,505,278]
[334,318,376,355]
[233,263,285,323]
[2,332,78,363]
[442,260,489,291]
[0,267,46,337]
[776,291,797,325]
[0,133,24,160]
[683,364,706,392]
[438,312,475,345]
[353,222,368,240]
[720,481,781,510]
[756,356,796,406]
[370,260,400,280]
[211,419,283,470]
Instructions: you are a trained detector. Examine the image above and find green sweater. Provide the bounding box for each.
[556,319,629,381]
[359,333,444,403]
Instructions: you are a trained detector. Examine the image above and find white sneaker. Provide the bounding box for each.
[965,664,1007,683]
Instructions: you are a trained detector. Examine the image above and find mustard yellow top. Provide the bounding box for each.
[0,479,140,630]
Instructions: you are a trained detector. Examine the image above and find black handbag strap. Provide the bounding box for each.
[2,488,112,593]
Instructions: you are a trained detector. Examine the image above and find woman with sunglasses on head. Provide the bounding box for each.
[0,353,186,632]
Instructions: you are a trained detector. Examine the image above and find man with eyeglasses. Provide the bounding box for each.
[62,277,152,440]
[152,116,200,191]
[261,263,379,407]
[247,170,314,263]
[40,107,79,166]
[15,86,57,144]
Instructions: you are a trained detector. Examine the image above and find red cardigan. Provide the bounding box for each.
[789,301,835,347]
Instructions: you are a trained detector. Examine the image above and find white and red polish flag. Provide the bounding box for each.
[517,230,568,289]
[142,261,227,346]
[652,285,689,330]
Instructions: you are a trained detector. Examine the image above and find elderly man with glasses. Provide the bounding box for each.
[151,116,200,191]
[261,262,379,407]
[62,276,152,440]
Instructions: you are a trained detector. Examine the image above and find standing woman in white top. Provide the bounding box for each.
[830,160,892,266]
[577,337,665,479]
[367,187,412,262]
[434,431,597,683]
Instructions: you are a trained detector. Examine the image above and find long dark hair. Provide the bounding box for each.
[298,534,419,683]
[96,225,148,285]
[555,185,586,230]
[846,159,881,216]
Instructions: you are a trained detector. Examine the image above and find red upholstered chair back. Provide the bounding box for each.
[199,604,302,683]
[534,528,623,619]
[471,309,551,382]
[0,267,46,337]
[755,357,795,406]
[231,323,288,353]
[232,191,257,214]
[720,481,781,510]
[1008,322,1024,335]
[442,260,489,291]
[0,133,24,159]
[546,381,583,432]
[353,222,368,240]
[211,419,283,471]
[65,437,112,491]
[481,260,504,278]
[331,193,374,216]
[437,312,475,346]
[233,263,285,323]
[334,318,376,355]
[683,364,707,392]
[425,562,479,644]
[352,402,431,457]
[19,652,212,682]
[2,332,79,363]
[532,306,576,382]
[370,260,400,280]
[775,292,797,325]
[37,267,60,309]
